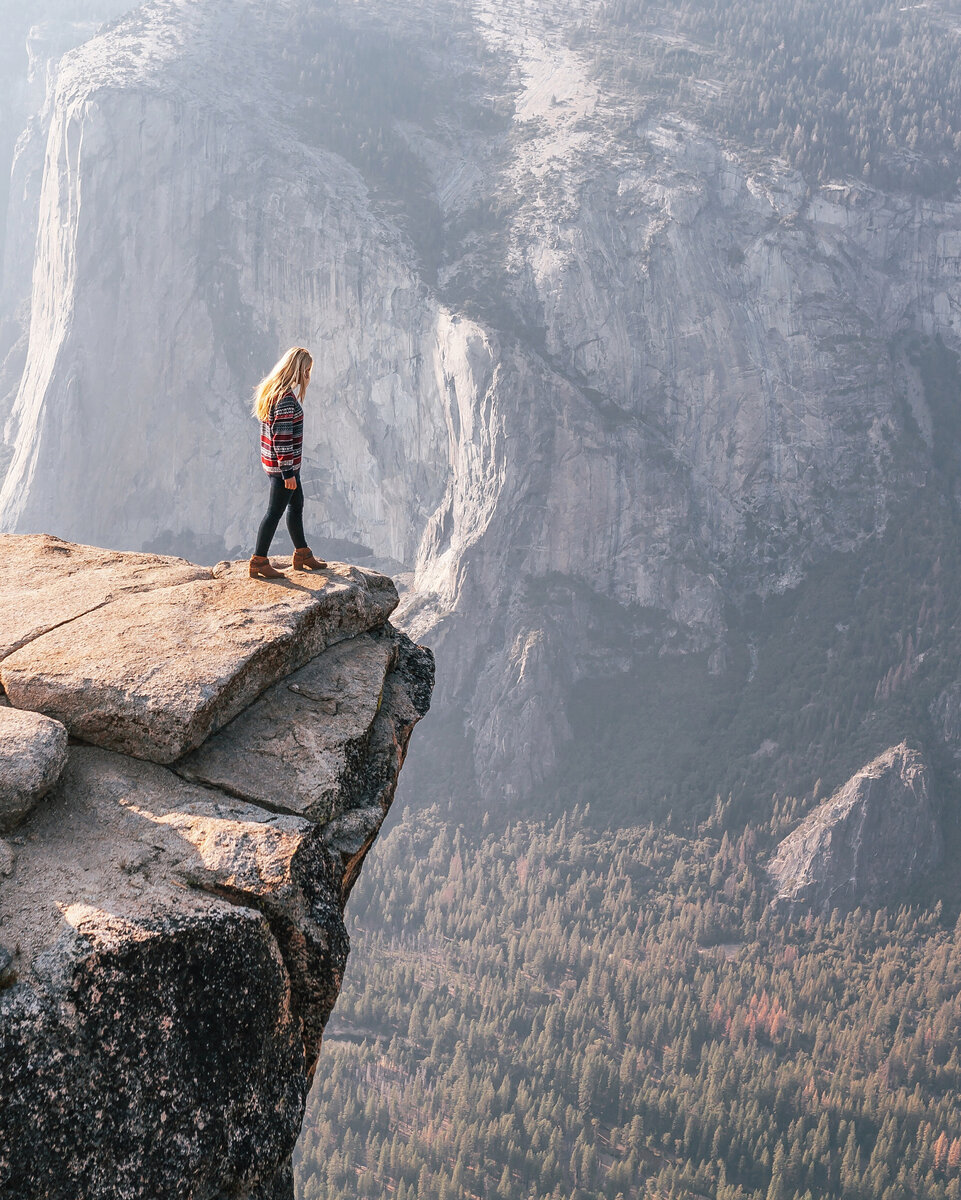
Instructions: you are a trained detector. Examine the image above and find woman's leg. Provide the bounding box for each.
[285,471,307,549]
[255,475,291,557]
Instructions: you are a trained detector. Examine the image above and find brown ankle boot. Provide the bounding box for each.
[249,555,286,579]
[292,546,327,570]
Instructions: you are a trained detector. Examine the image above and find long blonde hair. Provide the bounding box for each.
[252,346,313,420]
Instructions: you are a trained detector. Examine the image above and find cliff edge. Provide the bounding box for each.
[0,534,434,1200]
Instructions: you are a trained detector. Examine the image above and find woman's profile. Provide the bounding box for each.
[249,346,328,579]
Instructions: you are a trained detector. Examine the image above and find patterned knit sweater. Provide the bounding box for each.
[260,389,303,478]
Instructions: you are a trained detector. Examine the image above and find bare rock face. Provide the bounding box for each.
[177,631,396,822]
[766,744,942,913]
[0,533,209,658]
[6,0,961,812]
[0,535,433,1200]
[0,707,68,832]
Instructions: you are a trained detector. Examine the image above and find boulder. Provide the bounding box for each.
[1,902,308,1200]
[0,560,398,763]
[766,743,943,912]
[0,707,68,832]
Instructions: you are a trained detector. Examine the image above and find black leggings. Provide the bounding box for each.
[254,471,306,557]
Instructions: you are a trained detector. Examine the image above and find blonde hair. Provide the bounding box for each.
[252,346,313,420]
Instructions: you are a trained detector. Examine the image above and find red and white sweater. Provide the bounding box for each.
[260,390,303,478]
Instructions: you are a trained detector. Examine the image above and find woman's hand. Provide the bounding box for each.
[284,477,297,490]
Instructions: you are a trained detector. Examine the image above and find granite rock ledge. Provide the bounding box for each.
[0,534,434,1200]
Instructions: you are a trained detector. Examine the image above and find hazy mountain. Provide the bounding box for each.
[3,0,961,829]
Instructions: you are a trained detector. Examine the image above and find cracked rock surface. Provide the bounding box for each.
[0,538,399,762]
[0,536,433,1200]
[177,631,396,822]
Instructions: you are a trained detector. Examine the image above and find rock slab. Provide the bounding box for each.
[0,707,68,833]
[0,553,398,763]
[177,631,397,822]
[767,743,943,912]
[0,534,209,659]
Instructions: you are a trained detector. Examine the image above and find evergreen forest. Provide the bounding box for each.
[294,807,961,1200]
[580,0,961,195]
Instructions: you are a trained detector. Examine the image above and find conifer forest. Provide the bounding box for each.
[295,809,961,1200]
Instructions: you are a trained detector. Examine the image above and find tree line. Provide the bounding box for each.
[576,0,961,195]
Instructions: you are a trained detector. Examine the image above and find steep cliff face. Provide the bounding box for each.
[0,1,142,462]
[0,534,433,1200]
[2,0,960,805]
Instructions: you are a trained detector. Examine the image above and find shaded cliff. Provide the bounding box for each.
[0,534,433,1200]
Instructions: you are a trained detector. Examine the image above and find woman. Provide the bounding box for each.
[249,346,328,579]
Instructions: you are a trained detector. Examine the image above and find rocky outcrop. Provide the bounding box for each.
[766,744,942,913]
[0,542,397,762]
[0,534,433,1200]
[0,531,208,657]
